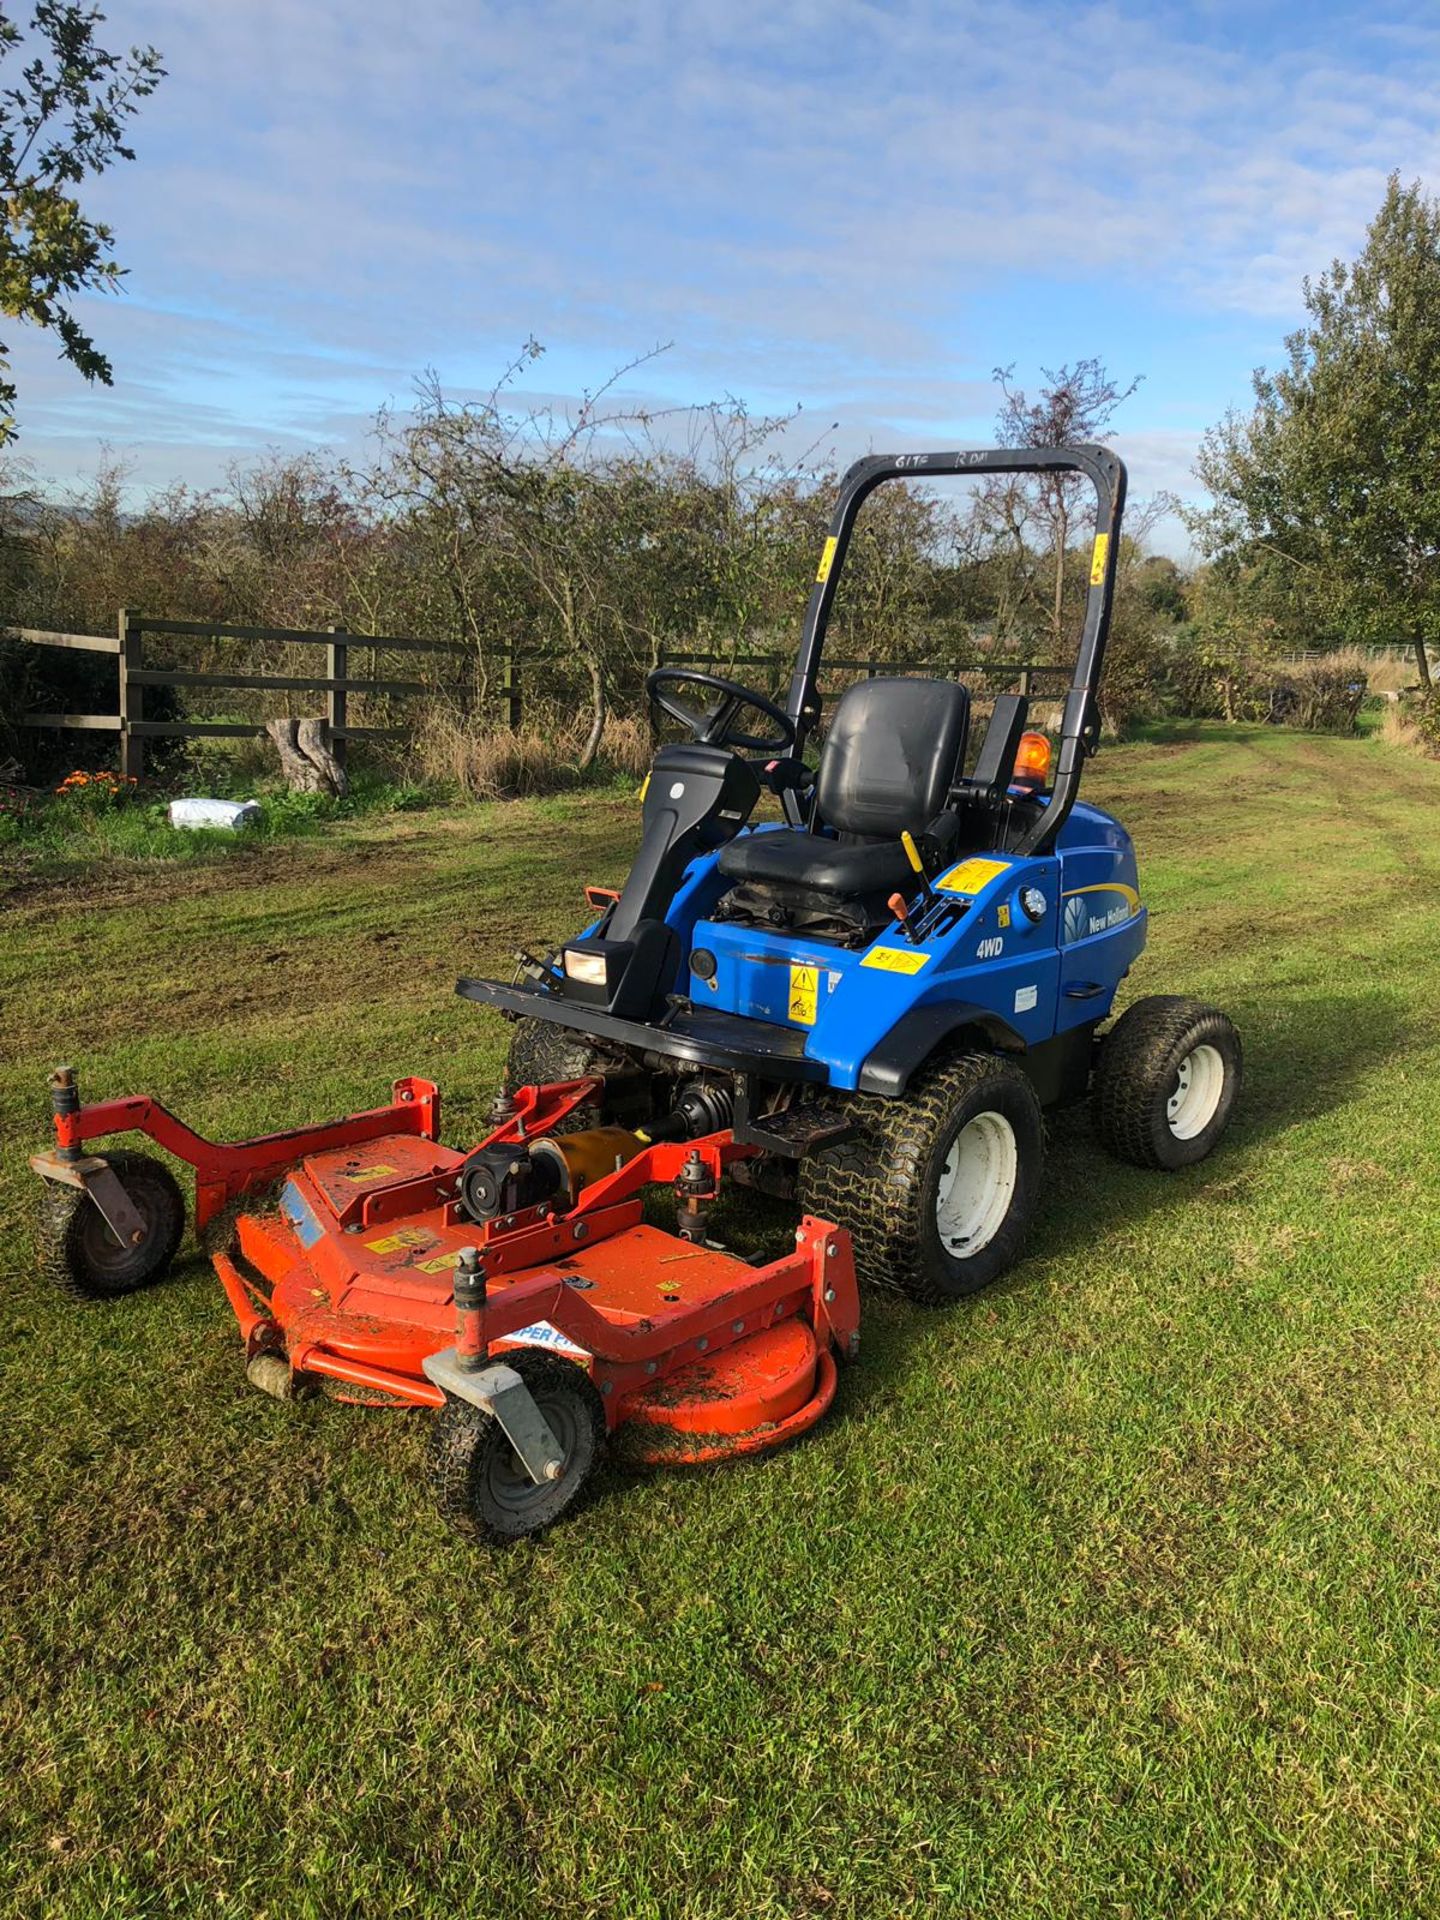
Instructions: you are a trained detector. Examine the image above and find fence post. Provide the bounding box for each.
[1019,668,1033,698]
[118,608,144,780]
[501,634,521,731]
[327,624,348,770]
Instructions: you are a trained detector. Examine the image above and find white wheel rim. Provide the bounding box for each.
[935,1112,1018,1258]
[1167,1043,1225,1140]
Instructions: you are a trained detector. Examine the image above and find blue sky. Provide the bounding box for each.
[7,0,1439,551]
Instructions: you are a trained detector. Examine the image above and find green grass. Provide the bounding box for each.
[0,770,436,881]
[5,724,1440,1917]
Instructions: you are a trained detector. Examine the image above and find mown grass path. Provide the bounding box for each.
[5,728,1440,1917]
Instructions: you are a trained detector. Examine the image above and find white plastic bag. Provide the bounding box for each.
[167,797,262,831]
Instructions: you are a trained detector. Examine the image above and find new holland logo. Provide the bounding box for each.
[1062,884,1139,944]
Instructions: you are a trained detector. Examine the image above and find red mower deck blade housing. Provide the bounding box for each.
[213,1089,857,1464]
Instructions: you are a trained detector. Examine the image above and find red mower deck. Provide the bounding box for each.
[32,1066,859,1541]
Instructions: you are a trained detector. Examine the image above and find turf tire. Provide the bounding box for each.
[502,1018,609,1132]
[1092,995,1241,1170]
[427,1350,607,1545]
[796,1049,1044,1306]
[35,1149,186,1304]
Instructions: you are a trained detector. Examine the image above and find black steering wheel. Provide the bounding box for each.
[645,667,797,755]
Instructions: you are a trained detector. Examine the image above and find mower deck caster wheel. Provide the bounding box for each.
[35,1149,185,1303]
[427,1350,606,1545]
[1092,995,1242,1170]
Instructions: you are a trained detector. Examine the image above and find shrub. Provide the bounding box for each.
[1096,610,1168,736]
[1409,687,1440,753]
[1168,629,1277,721]
[1261,655,1368,734]
[598,712,656,780]
[410,703,656,800]
[410,708,581,800]
[1167,633,1370,732]
[1381,699,1428,756]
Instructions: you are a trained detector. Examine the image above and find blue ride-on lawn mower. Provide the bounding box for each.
[30,443,1240,1544]
[462,442,1242,1305]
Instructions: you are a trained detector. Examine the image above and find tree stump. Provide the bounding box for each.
[264,717,348,797]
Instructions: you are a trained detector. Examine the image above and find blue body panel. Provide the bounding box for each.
[666,800,1146,1091]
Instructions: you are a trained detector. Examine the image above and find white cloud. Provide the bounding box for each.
[4,0,1437,514]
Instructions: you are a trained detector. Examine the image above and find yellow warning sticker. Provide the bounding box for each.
[417,1252,461,1274]
[937,857,1012,896]
[342,1163,398,1181]
[366,1226,436,1255]
[1090,532,1110,586]
[997,903,1012,929]
[860,946,931,975]
[788,963,820,1025]
[816,536,838,584]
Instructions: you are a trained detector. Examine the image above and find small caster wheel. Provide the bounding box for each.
[427,1350,606,1545]
[35,1150,185,1303]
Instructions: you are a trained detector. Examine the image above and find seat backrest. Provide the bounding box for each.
[815,676,970,838]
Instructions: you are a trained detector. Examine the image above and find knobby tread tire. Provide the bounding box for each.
[1092,994,1241,1171]
[427,1350,607,1546]
[34,1149,186,1303]
[502,1018,609,1133]
[796,1048,1044,1306]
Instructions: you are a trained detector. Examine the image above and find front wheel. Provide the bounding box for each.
[796,1050,1044,1305]
[35,1149,186,1303]
[427,1351,607,1545]
[1092,995,1242,1170]
[503,1019,609,1132]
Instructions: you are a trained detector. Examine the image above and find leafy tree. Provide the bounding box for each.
[1191,175,1440,687]
[1135,554,1188,623]
[0,3,164,441]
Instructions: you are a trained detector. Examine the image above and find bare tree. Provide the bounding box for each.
[991,360,1141,649]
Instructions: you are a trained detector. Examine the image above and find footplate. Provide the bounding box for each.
[731,1092,855,1159]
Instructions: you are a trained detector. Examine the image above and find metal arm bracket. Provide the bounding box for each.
[421,1350,566,1486]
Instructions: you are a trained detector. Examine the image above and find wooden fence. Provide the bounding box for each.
[7,611,1068,778]
[10,610,467,778]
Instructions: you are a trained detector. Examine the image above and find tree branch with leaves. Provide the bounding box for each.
[0,2,163,441]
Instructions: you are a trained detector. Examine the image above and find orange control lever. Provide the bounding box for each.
[887,892,921,944]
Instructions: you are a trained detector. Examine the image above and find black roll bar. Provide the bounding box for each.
[783,444,1127,855]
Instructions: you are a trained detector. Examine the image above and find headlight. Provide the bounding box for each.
[564,948,609,986]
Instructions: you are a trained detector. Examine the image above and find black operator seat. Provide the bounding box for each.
[717,676,970,898]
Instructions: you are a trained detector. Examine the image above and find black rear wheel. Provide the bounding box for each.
[35,1149,186,1303]
[427,1350,607,1545]
[797,1049,1044,1305]
[503,1019,609,1132]
[1092,995,1242,1170]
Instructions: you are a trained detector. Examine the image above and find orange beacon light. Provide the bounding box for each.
[1011,730,1053,790]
